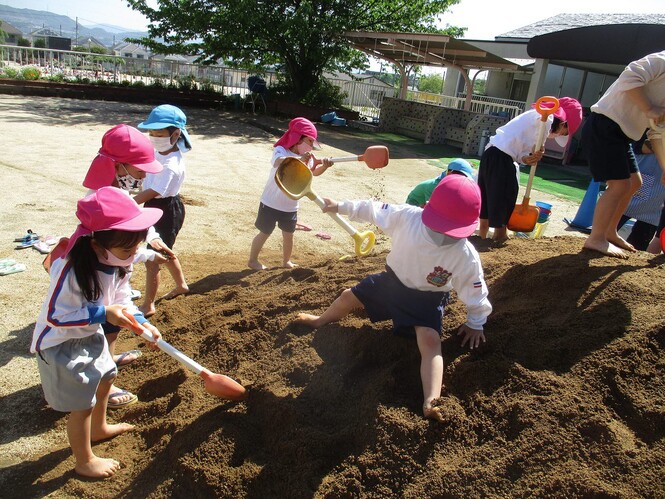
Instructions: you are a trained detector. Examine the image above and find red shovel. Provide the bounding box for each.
[122,310,247,401]
[316,145,389,169]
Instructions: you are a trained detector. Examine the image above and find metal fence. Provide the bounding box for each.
[408,89,525,119]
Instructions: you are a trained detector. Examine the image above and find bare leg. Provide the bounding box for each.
[478,219,489,238]
[605,173,641,251]
[282,230,296,268]
[139,260,159,317]
[161,255,189,299]
[492,226,508,242]
[90,376,134,441]
[583,178,633,258]
[415,326,445,421]
[248,231,270,270]
[105,333,136,405]
[294,288,363,328]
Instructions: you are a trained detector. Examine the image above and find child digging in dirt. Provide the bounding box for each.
[136,104,193,316]
[294,174,492,421]
[248,117,333,270]
[30,187,163,478]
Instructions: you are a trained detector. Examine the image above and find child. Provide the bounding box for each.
[582,51,665,258]
[136,105,192,316]
[30,187,163,478]
[406,158,475,207]
[248,117,333,270]
[294,175,492,422]
[83,124,182,406]
[477,97,582,242]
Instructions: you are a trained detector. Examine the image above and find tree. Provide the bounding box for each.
[418,73,444,94]
[126,0,463,101]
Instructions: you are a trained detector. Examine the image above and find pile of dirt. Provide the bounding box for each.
[2,236,664,497]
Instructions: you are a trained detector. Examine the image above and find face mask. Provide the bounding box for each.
[115,164,143,191]
[149,135,175,153]
[97,248,135,267]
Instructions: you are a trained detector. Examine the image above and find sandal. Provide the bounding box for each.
[108,389,138,408]
[32,241,51,254]
[296,222,312,231]
[114,349,142,368]
[315,232,332,240]
[13,230,39,243]
[0,262,26,276]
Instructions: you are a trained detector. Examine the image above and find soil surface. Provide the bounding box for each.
[0,95,663,497]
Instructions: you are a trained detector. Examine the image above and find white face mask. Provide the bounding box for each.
[149,135,175,153]
[115,164,143,192]
[97,248,135,267]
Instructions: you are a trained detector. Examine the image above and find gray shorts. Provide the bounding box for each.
[37,334,117,412]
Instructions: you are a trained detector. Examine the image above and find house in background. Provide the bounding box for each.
[72,35,108,52]
[325,71,395,112]
[0,20,22,45]
[112,41,151,59]
[28,27,71,51]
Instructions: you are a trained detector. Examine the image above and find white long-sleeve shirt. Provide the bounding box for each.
[592,51,665,140]
[31,256,148,353]
[338,200,492,329]
[489,109,553,163]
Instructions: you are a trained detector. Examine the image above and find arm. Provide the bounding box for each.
[45,262,106,328]
[327,198,408,235]
[311,156,334,176]
[133,188,160,205]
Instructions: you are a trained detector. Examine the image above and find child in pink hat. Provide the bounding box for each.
[31,187,163,479]
[294,175,492,422]
[477,96,582,242]
[248,117,334,270]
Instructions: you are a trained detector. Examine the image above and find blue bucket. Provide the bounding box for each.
[331,117,347,126]
[321,112,337,123]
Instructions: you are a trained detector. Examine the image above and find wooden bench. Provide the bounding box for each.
[395,115,428,140]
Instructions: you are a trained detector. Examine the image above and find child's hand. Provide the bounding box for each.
[457,324,486,349]
[300,151,313,164]
[149,238,175,259]
[105,304,135,328]
[141,322,162,350]
[321,157,334,168]
[646,105,665,126]
[321,197,339,213]
[522,150,543,166]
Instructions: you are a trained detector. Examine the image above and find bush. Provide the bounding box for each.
[0,67,20,79]
[132,80,146,88]
[21,66,41,80]
[177,74,197,91]
[302,78,347,109]
[46,73,65,82]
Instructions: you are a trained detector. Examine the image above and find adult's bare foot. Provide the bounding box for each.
[293,313,320,327]
[583,238,628,259]
[247,260,267,270]
[138,304,155,318]
[161,285,190,300]
[283,260,298,269]
[75,456,121,479]
[423,405,445,423]
[607,235,636,252]
[646,236,663,254]
[91,422,135,442]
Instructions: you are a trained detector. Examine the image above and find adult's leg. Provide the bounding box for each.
[605,172,642,250]
[584,178,633,258]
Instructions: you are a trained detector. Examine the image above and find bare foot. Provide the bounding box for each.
[423,405,445,423]
[607,235,636,252]
[293,313,320,327]
[91,422,135,442]
[583,238,628,259]
[283,260,298,269]
[138,304,156,318]
[646,237,662,254]
[75,456,121,479]
[247,260,267,270]
[161,285,190,300]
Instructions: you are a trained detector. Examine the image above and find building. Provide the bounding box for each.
[27,27,71,51]
[0,20,22,46]
[112,41,151,59]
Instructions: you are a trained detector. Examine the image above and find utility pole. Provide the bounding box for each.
[75,17,78,47]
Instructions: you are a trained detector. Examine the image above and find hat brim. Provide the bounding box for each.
[107,206,163,232]
[131,158,163,174]
[421,208,478,238]
[554,135,569,147]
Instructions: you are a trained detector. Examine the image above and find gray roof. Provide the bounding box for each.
[497,13,665,39]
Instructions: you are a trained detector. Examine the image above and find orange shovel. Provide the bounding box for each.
[275,157,375,256]
[316,145,389,169]
[507,96,560,233]
[122,310,247,401]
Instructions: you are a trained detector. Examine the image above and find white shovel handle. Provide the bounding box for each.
[133,321,204,375]
[310,193,358,236]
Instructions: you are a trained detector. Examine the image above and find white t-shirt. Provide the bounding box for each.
[338,200,492,329]
[592,51,665,141]
[144,150,186,198]
[489,109,553,163]
[259,146,314,212]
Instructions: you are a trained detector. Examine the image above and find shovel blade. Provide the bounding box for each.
[200,370,248,401]
[360,146,389,169]
[275,157,313,200]
[508,204,539,233]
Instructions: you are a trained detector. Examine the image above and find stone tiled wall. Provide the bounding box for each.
[379,97,509,156]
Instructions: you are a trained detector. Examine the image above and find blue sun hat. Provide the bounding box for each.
[138,104,192,151]
[446,158,474,179]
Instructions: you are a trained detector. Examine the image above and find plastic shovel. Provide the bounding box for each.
[122,310,247,401]
[316,145,389,170]
[275,157,376,256]
[507,96,560,233]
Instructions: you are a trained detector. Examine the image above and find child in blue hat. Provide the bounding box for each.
[136,104,191,316]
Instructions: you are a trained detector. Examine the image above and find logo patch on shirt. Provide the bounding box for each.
[426,266,452,287]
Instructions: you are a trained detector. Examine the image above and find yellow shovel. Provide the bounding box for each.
[275,157,375,256]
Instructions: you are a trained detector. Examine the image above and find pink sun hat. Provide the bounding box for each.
[83,124,163,190]
[273,117,321,150]
[422,174,481,238]
[531,97,583,147]
[63,186,163,256]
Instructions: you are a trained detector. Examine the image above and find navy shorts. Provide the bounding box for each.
[582,112,638,182]
[254,202,297,235]
[145,195,185,249]
[351,266,450,338]
[477,146,519,228]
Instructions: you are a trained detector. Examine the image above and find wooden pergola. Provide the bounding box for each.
[344,31,518,109]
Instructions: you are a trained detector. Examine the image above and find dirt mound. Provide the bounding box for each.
[2,236,664,497]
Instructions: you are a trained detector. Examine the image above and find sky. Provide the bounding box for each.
[5,0,664,36]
